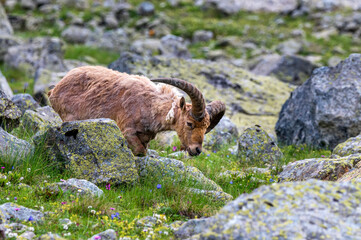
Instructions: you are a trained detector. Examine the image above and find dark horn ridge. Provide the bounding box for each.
[151,77,206,121]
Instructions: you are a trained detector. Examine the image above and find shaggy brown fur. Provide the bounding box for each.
[49,66,223,156]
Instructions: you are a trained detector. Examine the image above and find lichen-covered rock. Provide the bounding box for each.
[187,188,233,202]
[109,53,293,133]
[333,134,361,157]
[175,179,361,239]
[88,229,117,240]
[45,178,104,197]
[276,54,361,149]
[21,106,62,131]
[0,127,33,159]
[11,94,40,114]
[237,125,283,165]
[0,70,13,98]
[4,37,66,75]
[174,219,208,239]
[38,233,66,240]
[278,154,361,182]
[0,90,22,131]
[137,156,222,191]
[337,161,361,182]
[0,206,10,224]
[45,119,138,185]
[204,116,238,151]
[0,202,44,223]
[251,54,317,85]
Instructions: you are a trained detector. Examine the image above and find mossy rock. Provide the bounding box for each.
[44,118,138,185]
[175,179,361,239]
[21,106,62,132]
[278,154,361,182]
[0,127,33,159]
[11,94,40,114]
[333,134,361,157]
[0,89,21,131]
[237,125,283,165]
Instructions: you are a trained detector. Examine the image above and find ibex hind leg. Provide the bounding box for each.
[124,133,147,156]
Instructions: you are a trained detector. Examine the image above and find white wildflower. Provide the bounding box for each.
[88,206,92,209]
[19,177,24,181]
[28,227,34,232]
[8,232,18,238]
[40,206,44,211]
[90,210,96,214]
[64,233,71,236]
[164,231,169,235]
[27,168,31,172]
[6,182,10,186]
[63,225,68,230]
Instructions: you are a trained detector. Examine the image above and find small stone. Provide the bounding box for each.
[137,2,155,16]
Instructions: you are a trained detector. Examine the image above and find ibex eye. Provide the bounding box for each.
[187,122,193,128]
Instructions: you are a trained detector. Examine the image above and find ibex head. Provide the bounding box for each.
[151,78,226,156]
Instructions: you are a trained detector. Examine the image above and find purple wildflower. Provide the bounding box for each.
[28,216,34,221]
[172,146,177,151]
[156,184,162,189]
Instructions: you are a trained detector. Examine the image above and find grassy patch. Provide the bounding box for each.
[0,64,34,95]
[64,45,120,65]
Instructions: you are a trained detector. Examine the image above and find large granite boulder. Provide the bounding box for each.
[237,125,283,165]
[0,127,33,159]
[276,54,361,149]
[251,54,317,85]
[21,106,62,131]
[0,90,22,131]
[44,178,104,197]
[43,119,138,185]
[175,180,361,239]
[4,37,66,75]
[0,35,20,61]
[109,53,293,133]
[278,154,361,182]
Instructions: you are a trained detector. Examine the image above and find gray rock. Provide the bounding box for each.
[38,233,66,240]
[201,0,298,14]
[251,54,317,85]
[20,0,36,10]
[192,30,214,43]
[337,161,361,182]
[85,28,129,52]
[276,54,361,149]
[88,229,117,240]
[18,231,36,240]
[0,70,13,98]
[104,12,119,29]
[187,188,233,202]
[333,134,361,157]
[0,3,13,35]
[237,125,283,165]
[137,156,222,191]
[204,116,238,151]
[130,38,162,56]
[0,35,20,61]
[137,216,161,228]
[11,94,40,114]
[4,37,66,75]
[45,178,104,197]
[328,56,342,67]
[277,39,303,55]
[0,90,22,131]
[21,106,62,132]
[305,0,361,11]
[0,127,33,159]
[61,26,92,44]
[175,179,361,239]
[160,35,191,59]
[0,202,44,223]
[278,154,361,182]
[43,119,139,185]
[168,0,180,6]
[0,206,10,224]
[137,2,155,16]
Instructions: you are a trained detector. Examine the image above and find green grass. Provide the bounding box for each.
[0,64,34,95]
[64,45,120,66]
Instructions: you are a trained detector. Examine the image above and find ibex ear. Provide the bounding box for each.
[179,97,186,111]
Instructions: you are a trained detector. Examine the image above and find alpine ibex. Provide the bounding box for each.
[48,66,225,156]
